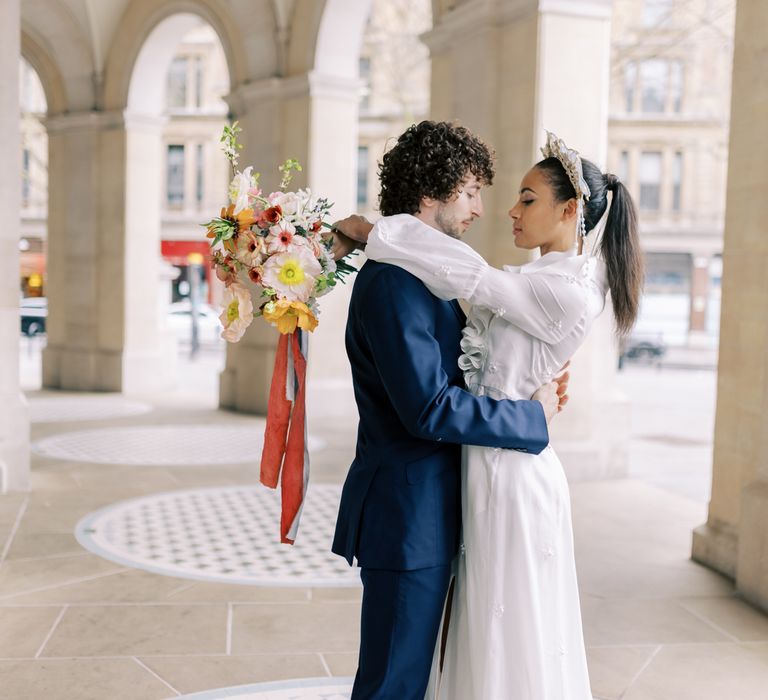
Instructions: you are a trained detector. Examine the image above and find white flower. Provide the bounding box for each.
[219,282,254,342]
[269,191,301,219]
[266,220,302,254]
[229,167,257,214]
[262,245,322,303]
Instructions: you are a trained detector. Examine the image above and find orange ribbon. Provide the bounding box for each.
[259,331,309,545]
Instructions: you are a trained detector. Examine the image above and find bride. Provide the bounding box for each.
[334,132,643,699]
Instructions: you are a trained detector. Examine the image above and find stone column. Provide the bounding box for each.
[689,255,710,334]
[425,0,627,478]
[43,111,176,394]
[0,0,30,492]
[692,0,768,610]
[219,72,359,413]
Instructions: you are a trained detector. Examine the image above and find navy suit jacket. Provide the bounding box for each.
[332,261,549,570]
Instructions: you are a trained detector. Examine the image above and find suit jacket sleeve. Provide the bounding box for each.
[359,265,549,454]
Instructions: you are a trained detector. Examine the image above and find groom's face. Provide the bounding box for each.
[433,174,484,239]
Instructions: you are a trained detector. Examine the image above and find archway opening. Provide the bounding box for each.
[355,0,433,219]
[125,13,231,401]
[18,57,48,390]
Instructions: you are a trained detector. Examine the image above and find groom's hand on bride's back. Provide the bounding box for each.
[532,363,570,424]
[532,382,560,423]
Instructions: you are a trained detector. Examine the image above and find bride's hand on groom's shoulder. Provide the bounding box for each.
[332,214,374,243]
[329,230,363,261]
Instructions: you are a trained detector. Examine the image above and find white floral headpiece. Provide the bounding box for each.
[540,130,591,237]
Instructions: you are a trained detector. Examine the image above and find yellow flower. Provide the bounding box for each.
[263,299,319,334]
[278,259,305,286]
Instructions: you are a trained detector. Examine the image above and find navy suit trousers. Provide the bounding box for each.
[352,565,452,700]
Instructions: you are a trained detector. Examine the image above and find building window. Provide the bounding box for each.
[196,144,204,206]
[167,57,188,109]
[669,60,683,113]
[618,151,630,184]
[625,59,684,114]
[624,61,637,113]
[167,145,185,206]
[357,146,369,208]
[642,0,673,27]
[359,57,371,111]
[194,56,204,109]
[672,152,683,212]
[22,148,30,206]
[640,59,668,113]
[639,151,662,211]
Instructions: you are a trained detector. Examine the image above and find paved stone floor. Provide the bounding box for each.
[2,347,768,699]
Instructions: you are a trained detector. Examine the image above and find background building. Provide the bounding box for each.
[607,0,735,347]
[19,58,47,298]
[356,0,431,219]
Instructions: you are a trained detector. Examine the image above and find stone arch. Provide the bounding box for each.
[20,29,65,115]
[20,0,95,113]
[102,0,248,112]
[287,0,373,78]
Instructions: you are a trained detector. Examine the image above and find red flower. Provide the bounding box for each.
[248,266,264,285]
[263,205,282,225]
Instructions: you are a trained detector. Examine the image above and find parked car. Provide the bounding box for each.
[20,297,47,336]
[621,334,667,364]
[166,300,222,344]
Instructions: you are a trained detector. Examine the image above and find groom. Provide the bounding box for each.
[332,121,563,699]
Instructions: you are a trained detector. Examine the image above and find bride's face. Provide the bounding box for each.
[508,167,577,251]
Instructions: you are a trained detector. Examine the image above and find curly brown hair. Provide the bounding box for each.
[378,120,495,216]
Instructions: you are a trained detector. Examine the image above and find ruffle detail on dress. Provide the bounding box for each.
[458,312,490,387]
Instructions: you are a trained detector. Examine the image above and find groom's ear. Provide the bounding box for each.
[419,196,438,214]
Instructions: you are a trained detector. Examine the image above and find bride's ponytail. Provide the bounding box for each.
[535,158,644,335]
[596,172,643,335]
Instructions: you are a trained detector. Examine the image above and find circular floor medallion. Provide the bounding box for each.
[32,425,325,466]
[75,484,360,587]
[29,396,152,423]
[173,677,353,699]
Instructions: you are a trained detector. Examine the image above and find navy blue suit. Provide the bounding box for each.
[332,261,549,699]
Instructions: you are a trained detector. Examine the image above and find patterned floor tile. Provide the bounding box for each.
[75,485,360,587]
[32,425,325,466]
[173,678,353,699]
[29,396,152,423]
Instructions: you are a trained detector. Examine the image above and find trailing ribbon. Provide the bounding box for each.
[259,331,310,544]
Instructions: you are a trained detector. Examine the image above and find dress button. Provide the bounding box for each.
[488,363,498,373]
[493,603,505,618]
[436,265,452,278]
[493,447,502,454]
[547,319,563,332]
[493,307,506,317]
[543,546,555,558]
[459,543,466,556]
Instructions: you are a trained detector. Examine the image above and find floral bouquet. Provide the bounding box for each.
[203,122,357,544]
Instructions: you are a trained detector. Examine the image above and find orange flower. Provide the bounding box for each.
[262,299,319,334]
[208,205,258,237]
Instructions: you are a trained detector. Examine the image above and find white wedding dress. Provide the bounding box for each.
[365,214,608,700]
